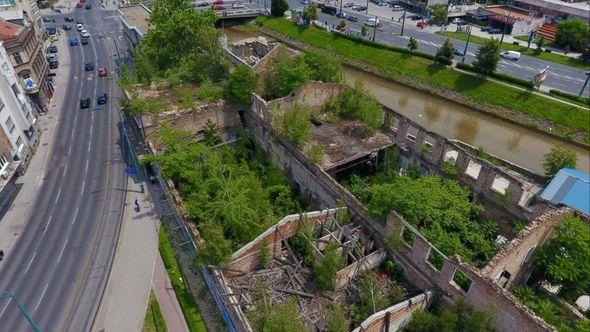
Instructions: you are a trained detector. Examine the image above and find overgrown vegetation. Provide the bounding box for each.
[542,146,577,179]
[248,286,306,331]
[341,149,499,267]
[314,243,345,290]
[159,227,207,332]
[149,128,304,265]
[404,300,495,332]
[142,291,167,332]
[349,270,407,325]
[255,17,589,143]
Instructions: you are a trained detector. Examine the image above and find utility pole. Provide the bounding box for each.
[579,72,590,97]
[339,0,343,15]
[372,15,378,41]
[401,7,406,36]
[500,14,510,44]
[0,290,40,332]
[365,0,369,15]
[461,25,471,63]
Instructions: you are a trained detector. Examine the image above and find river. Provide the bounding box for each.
[224,28,590,174]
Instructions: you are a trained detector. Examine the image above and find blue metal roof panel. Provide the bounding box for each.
[540,171,570,202]
[562,181,590,215]
[541,168,590,215]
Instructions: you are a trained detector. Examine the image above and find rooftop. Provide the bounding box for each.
[118,5,151,36]
[0,18,22,40]
[485,5,535,21]
[540,168,590,215]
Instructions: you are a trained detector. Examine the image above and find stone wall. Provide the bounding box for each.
[481,207,573,289]
[352,292,432,332]
[245,91,559,332]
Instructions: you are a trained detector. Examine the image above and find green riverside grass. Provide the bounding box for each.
[256,17,589,141]
[142,290,168,332]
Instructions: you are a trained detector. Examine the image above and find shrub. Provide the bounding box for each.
[549,89,590,107]
[270,0,288,17]
[272,103,312,146]
[197,81,224,101]
[434,38,454,65]
[314,243,345,290]
[542,146,577,178]
[556,19,590,52]
[227,65,258,105]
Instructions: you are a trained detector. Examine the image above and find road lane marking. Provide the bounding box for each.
[57,239,68,263]
[55,187,62,204]
[85,160,89,173]
[81,180,86,195]
[44,216,53,234]
[88,140,91,152]
[63,163,68,176]
[25,252,37,274]
[0,298,12,319]
[68,144,72,156]
[72,207,79,225]
[34,283,49,312]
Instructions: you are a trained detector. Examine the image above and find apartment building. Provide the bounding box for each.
[0,0,44,35]
[0,18,49,112]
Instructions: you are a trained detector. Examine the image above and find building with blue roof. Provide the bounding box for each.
[540,168,590,216]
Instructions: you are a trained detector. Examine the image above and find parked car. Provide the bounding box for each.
[47,54,58,62]
[65,16,74,22]
[54,9,62,13]
[80,30,90,38]
[85,4,91,9]
[69,38,79,46]
[347,15,359,22]
[489,28,501,34]
[63,24,72,30]
[392,5,403,11]
[80,37,89,45]
[365,18,380,27]
[84,62,94,71]
[43,17,51,23]
[96,93,108,105]
[50,34,59,41]
[49,60,59,69]
[98,68,108,77]
[410,14,423,20]
[76,3,82,8]
[453,48,465,57]
[355,5,367,11]
[344,2,355,8]
[196,1,209,7]
[213,5,224,10]
[336,12,347,19]
[232,2,245,8]
[47,26,57,35]
[48,45,58,53]
[80,98,91,109]
[76,23,84,31]
[500,50,521,61]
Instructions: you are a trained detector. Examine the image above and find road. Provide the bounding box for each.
[0,2,127,331]
[228,0,590,97]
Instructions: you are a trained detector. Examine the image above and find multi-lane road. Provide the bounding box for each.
[0,2,126,331]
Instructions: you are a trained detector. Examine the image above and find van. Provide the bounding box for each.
[500,50,521,61]
[365,18,380,27]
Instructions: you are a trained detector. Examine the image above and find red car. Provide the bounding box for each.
[98,68,107,77]
[213,5,224,10]
[213,0,223,4]
[76,3,82,8]
[80,0,85,2]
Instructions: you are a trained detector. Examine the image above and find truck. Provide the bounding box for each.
[321,5,337,15]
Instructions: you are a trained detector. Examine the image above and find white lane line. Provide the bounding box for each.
[85,159,89,174]
[87,140,91,152]
[63,163,68,176]
[72,207,79,225]
[80,180,86,195]
[467,51,476,57]
[54,187,62,204]
[34,283,50,312]
[68,144,72,156]
[90,122,93,136]
[43,216,53,234]
[0,298,12,319]
[57,239,68,263]
[24,252,37,274]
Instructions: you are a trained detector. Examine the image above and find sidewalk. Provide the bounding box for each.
[153,254,190,332]
[91,177,160,332]
[0,34,71,255]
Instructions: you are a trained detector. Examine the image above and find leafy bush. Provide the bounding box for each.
[403,300,494,332]
[337,82,384,131]
[307,144,325,164]
[248,295,305,331]
[549,89,590,107]
[227,65,258,105]
[434,38,454,65]
[197,81,224,102]
[272,103,312,146]
[314,243,345,290]
[556,19,590,52]
[542,146,577,179]
[473,39,501,75]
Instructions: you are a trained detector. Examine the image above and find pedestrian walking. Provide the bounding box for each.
[134,198,140,212]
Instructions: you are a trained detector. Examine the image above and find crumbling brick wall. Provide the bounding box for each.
[481,207,573,289]
[353,292,432,332]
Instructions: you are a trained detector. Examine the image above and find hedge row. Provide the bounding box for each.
[549,89,590,107]
[456,62,535,89]
[331,31,436,61]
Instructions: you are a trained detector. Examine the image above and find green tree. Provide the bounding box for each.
[248,293,305,332]
[199,219,233,265]
[325,302,348,332]
[407,37,418,53]
[337,82,384,131]
[337,19,346,30]
[202,119,222,146]
[534,216,590,298]
[264,53,310,98]
[434,38,454,65]
[556,19,590,52]
[227,65,259,105]
[473,39,501,75]
[302,3,318,23]
[272,103,312,146]
[314,243,345,290]
[403,300,494,332]
[270,0,289,17]
[429,4,448,26]
[542,146,577,178]
[580,46,590,64]
[303,51,342,83]
[361,25,368,36]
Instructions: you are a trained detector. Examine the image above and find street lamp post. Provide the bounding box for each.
[500,14,511,44]
[339,0,343,15]
[372,15,378,41]
[401,7,406,36]
[461,25,472,63]
[365,0,369,15]
[579,72,590,97]
[0,290,40,332]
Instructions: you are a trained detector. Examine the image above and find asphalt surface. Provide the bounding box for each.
[247,0,590,97]
[0,2,126,331]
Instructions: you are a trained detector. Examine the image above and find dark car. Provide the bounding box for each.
[49,60,59,69]
[84,62,94,71]
[453,48,465,57]
[197,1,209,7]
[80,98,91,109]
[48,45,58,53]
[347,15,359,22]
[96,93,108,105]
[85,4,91,9]
[54,9,62,13]
[65,16,74,22]
[80,37,89,45]
[489,28,501,34]
[336,12,347,19]
[63,24,71,30]
[47,26,57,35]
[43,17,51,22]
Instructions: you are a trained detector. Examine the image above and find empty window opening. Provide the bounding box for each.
[465,160,482,179]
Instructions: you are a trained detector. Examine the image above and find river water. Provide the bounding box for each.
[224,28,590,174]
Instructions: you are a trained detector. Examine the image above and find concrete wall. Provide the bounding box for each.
[245,91,558,332]
[352,291,432,332]
[335,248,387,290]
[481,207,572,289]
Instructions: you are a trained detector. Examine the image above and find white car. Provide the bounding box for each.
[232,3,245,8]
[365,18,380,27]
[80,30,90,38]
[392,5,403,11]
[76,24,84,31]
[50,34,59,41]
[500,50,521,61]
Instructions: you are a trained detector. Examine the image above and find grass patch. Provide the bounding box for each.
[438,31,590,71]
[256,18,589,139]
[142,290,168,332]
[159,227,207,332]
